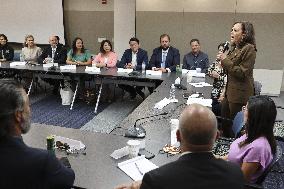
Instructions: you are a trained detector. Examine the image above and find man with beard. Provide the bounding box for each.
[149,34,180,73]
[0,79,75,189]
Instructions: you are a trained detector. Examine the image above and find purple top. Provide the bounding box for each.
[228,134,273,183]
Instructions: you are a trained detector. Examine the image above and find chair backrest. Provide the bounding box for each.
[254,80,262,95]
[232,111,244,138]
[256,144,283,184]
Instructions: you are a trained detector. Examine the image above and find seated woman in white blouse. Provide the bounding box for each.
[21,35,42,63]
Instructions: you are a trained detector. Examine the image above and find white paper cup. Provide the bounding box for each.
[127,140,140,158]
[139,139,146,150]
[196,68,201,73]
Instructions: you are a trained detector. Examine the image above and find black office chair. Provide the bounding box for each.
[71,186,86,189]
[213,111,244,156]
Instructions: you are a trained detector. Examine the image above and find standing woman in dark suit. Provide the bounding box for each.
[217,21,256,137]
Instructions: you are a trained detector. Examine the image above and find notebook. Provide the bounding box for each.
[117,155,158,181]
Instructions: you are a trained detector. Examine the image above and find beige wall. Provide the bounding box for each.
[11,0,284,90]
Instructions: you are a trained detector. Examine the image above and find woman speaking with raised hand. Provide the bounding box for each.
[217,21,256,137]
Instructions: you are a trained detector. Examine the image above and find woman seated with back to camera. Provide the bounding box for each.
[92,39,117,68]
[21,34,42,63]
[221,95,276,183]
[66,37,91,66]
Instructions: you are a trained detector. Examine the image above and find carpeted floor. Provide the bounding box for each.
[31,95,109,129]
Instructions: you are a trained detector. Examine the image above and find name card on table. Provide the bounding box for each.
[85,66,101,73]
[10,61,26,66]
[60,65,76,70]
[43,63,59,68]
[146,70,162,76]
[117,68,133,73]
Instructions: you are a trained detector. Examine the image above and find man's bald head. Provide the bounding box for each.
[178,104,218,151]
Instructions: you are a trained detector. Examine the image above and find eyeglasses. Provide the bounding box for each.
[55,141,70,151]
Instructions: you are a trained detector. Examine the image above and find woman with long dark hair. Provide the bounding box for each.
[217,21,257,137]
[226,95,276,183]
[66,37,91,66]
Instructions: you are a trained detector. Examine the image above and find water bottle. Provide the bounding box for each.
[142,61,146,74]
[20,53,25,62]
[169,84,176,99]
[176,64,181,74]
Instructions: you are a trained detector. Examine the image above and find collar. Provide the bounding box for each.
[132,49,138,54]
[162,48,169,53]
[181,150,212,156]
[179,151,214,160]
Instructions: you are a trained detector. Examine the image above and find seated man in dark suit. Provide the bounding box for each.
[38,35,67,94]
[182,38,209,73]
[118,37,148,99]
[149,34,180,73]
[38,35,67,64]
[0,79,75,189]
[116,104,244,189]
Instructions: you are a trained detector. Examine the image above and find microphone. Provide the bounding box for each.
[223,41,230,53]
[125,112,168,138]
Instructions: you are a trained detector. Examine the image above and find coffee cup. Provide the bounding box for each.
[127,140,140,158]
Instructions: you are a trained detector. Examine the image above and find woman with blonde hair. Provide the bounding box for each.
[21,34,42,62]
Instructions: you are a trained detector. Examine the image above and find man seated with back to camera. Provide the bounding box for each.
[148,34,180,93]
[38,35,67,94]
[116,104,244,189]
[182,38,209,73]
[118,37,148,100]
[0,79,75,189]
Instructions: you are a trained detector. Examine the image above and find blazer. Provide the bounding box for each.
[38,44,67,64]
[92,51,117,68]
[221,43,256,104]
[140,152,244,189]
[118,48,148,70]
[149,46,180,72]
[0,136,75,189]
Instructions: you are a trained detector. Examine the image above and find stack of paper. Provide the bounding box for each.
[187,98,212,107]
[118,155,158,181]
[189,82,212,88]
[154,97,178,109]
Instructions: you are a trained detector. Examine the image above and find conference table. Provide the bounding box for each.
[23,73,212,189]
[1,61,213,188]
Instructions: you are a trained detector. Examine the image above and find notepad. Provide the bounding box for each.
[118,155,158,181]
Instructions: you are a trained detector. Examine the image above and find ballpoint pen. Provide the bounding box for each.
[135,162,143,176]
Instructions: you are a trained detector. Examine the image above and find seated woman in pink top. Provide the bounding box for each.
[226,95,276,183]
[92,39,117,68]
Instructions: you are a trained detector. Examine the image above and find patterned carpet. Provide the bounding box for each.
[31,95,109,129]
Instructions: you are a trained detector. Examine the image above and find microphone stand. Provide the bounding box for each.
[125,112,168,138]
